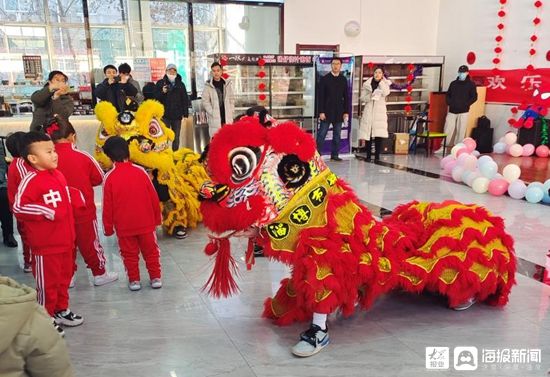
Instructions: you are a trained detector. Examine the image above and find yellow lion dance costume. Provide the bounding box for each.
[94,99,209,235]
[198,116,516,357]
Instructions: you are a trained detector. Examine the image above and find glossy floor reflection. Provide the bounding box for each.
[0,155,549,376]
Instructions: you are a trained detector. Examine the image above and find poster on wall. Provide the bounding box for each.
[469,68,550,104]
[22,55,43,80]
[149,58,167,82]
[133,58,151,83]
[315,56,355,157]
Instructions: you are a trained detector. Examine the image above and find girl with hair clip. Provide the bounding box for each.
[357,66,391,162]
[43,116,118,287]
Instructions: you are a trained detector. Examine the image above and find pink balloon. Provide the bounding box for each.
[462,155,478,171]
[463,138,477,152]
[440,155,455,169]
[456,148,469,157]
[444,160,457,174]
[508,144,523,157]
[536,145,550,158]
[522,144,535,156]
[488,179,510,196]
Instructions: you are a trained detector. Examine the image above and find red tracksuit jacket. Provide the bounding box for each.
[7,157,34,209]
[55,142,104,223]
[102,162,161,237]
[12,169,77,255]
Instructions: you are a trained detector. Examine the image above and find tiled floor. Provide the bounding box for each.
[1,154,549,376]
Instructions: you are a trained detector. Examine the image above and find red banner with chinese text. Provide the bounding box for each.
[469,68,550,104]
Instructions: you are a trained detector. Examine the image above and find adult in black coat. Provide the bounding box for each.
[316,57,350,161]
[95,64,138,113]
[443,65,478,148]
[155,64,190,150]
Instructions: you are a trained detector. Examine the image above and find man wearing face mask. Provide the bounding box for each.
[155,64,189,150]
[441,65,478,150]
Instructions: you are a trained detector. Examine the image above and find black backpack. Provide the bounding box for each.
[471,116,493,153]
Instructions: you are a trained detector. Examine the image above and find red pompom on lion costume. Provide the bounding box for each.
[199,115,516,357]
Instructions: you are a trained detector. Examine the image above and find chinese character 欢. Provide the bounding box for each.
[487,75,507,90]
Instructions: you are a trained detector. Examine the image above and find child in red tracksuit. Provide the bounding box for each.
[6,132,33,272]
[44,117,118,287]
[102,136,162,291]
[13,131,84,334]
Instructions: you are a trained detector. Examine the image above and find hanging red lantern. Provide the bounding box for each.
[405,95,412,102]
[530,48,537,55]
[404,105,412,113]
[531,35,538,42]
[466,52,476,65]
[497,23,505,30]
[500,0,507,3]
[495,35,503,42]
[258,58,266,67]
[494,47,503,53]
[406,74,414,81]
[257,71,266,78]
[259,94,267,101]
[258,82,266,91]
[493,57,501,64]
[367,61,374,69]
[407,64,414,71]
[222,73,229,79]
[546,50,550,61]
[534,0,543,7]
[406,85,413,92]
[220,57,228,66]
[498,10,506,17]
[507,118,517,126]
[527,64,535,71]
[533,17,541,25]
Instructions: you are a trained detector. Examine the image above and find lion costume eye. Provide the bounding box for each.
[229,146,261,184]
[98,124,109,140]
[148,119,163,138]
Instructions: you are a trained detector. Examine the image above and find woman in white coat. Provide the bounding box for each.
[357,67,391,161]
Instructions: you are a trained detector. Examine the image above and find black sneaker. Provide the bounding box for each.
[3,234,18,248]
[291,324,330,357]
[330,156,343,162]
[253,244,264,257]
[174,226,187,239]
[55,309,84,327]
[52,319,65,337]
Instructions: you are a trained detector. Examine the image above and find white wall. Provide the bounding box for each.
[284,0,440,55]
[437,0,550,140]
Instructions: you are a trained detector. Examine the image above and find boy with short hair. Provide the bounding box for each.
[12,131,83,333]
[102,136,162,291]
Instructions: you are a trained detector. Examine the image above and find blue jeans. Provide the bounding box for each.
[316,121,342,158]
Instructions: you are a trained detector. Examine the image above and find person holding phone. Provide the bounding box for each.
[95,64,138,113]
[154,64,189,150]
[30,70,74,131]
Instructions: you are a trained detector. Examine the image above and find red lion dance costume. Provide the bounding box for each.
[199,116,516,357]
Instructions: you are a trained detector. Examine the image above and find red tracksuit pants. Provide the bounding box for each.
[117,231,161,282]
[74,219,106,276]
[32,251,73,316]
[17,221,31,265]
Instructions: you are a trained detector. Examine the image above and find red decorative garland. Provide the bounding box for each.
[220,56,229,80]
[527,0,543,70]
[493,0,507,69]
[404,64,414,113]
[257,58,267,103]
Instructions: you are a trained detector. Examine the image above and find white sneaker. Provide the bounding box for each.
[94,271,119,286]
[128,281,141,291]
[151,278,162,289]
[54,309,84,327]
[452,297,477,311]
[291,324,330,357]
[69,276,75,289]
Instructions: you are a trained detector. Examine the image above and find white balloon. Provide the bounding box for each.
[472,176,490,194]
[452,166,465,182]
[472,150,481,157]
[503,132,518,145]
[502,164,521,183]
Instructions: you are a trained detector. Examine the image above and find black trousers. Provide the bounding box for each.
[366,137,383,160]
[0,188,14,239]
[163,118,182,150]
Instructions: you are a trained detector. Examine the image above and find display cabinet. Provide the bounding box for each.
[207,54,316,131]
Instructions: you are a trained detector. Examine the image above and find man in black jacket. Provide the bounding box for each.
[443,65,478,149]
[316,57,350,161]
[95,64,138,113]
[155,64,189,150]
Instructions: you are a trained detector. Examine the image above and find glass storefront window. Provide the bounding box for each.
[88,0,127,24]
[194,29,220,94]
[149,1,188,25]
[6,26,47,54]
[47,0,84,24]
[0,0,46,22]
[91,27,127,68]
[152,27,190,88]
[51,27,88,86]
[193,3,222,27]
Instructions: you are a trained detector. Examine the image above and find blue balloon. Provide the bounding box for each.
[480,161,498,179]
[493,142,507,154]
[525,186,544,204]
[542,179,550,204]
